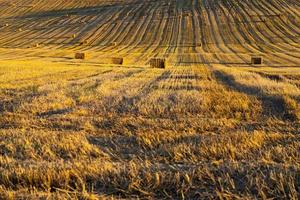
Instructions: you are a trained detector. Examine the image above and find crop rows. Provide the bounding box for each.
[0,0,299,65]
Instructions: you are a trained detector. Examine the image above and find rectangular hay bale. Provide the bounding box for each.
[150,58,166,68]
[79,40,88,46]
[75,52,86,59]
[251,57,262,65]
[111,57,123,65]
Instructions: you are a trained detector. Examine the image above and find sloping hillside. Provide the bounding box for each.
[0,1,300,199]
[0,0,299,65]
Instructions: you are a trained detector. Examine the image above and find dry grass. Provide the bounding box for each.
[0,0,299,198]
[0,60,299,199]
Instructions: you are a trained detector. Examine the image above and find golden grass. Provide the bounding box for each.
[0,60,299,199]
[0,0,299,198]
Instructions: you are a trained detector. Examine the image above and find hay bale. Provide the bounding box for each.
[111,57,123,65]
[79,40,88,45]
[75,52,86,60]
[251,57,262,65]
[150,58,166,68]
[181,12,190,17]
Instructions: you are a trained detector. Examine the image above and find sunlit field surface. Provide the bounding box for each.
[0,0,299,199]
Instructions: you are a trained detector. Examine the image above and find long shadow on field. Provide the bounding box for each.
[15,7,112,19]
[115,70,172,114]
[213,70,292,121]
[0,88,40,114]
[87,132,203,161]
[0,88,42,129]
[14,1,147,19]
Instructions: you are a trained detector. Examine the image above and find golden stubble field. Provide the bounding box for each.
[0,0,299,199]
[0,59,299,199]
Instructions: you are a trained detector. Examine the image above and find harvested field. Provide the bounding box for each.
[0,0,299,66]
[150,58,166,68]
[111,57,123,65]
[75,52,86,59]
[0,0,299,199]
[251,56,263,65]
